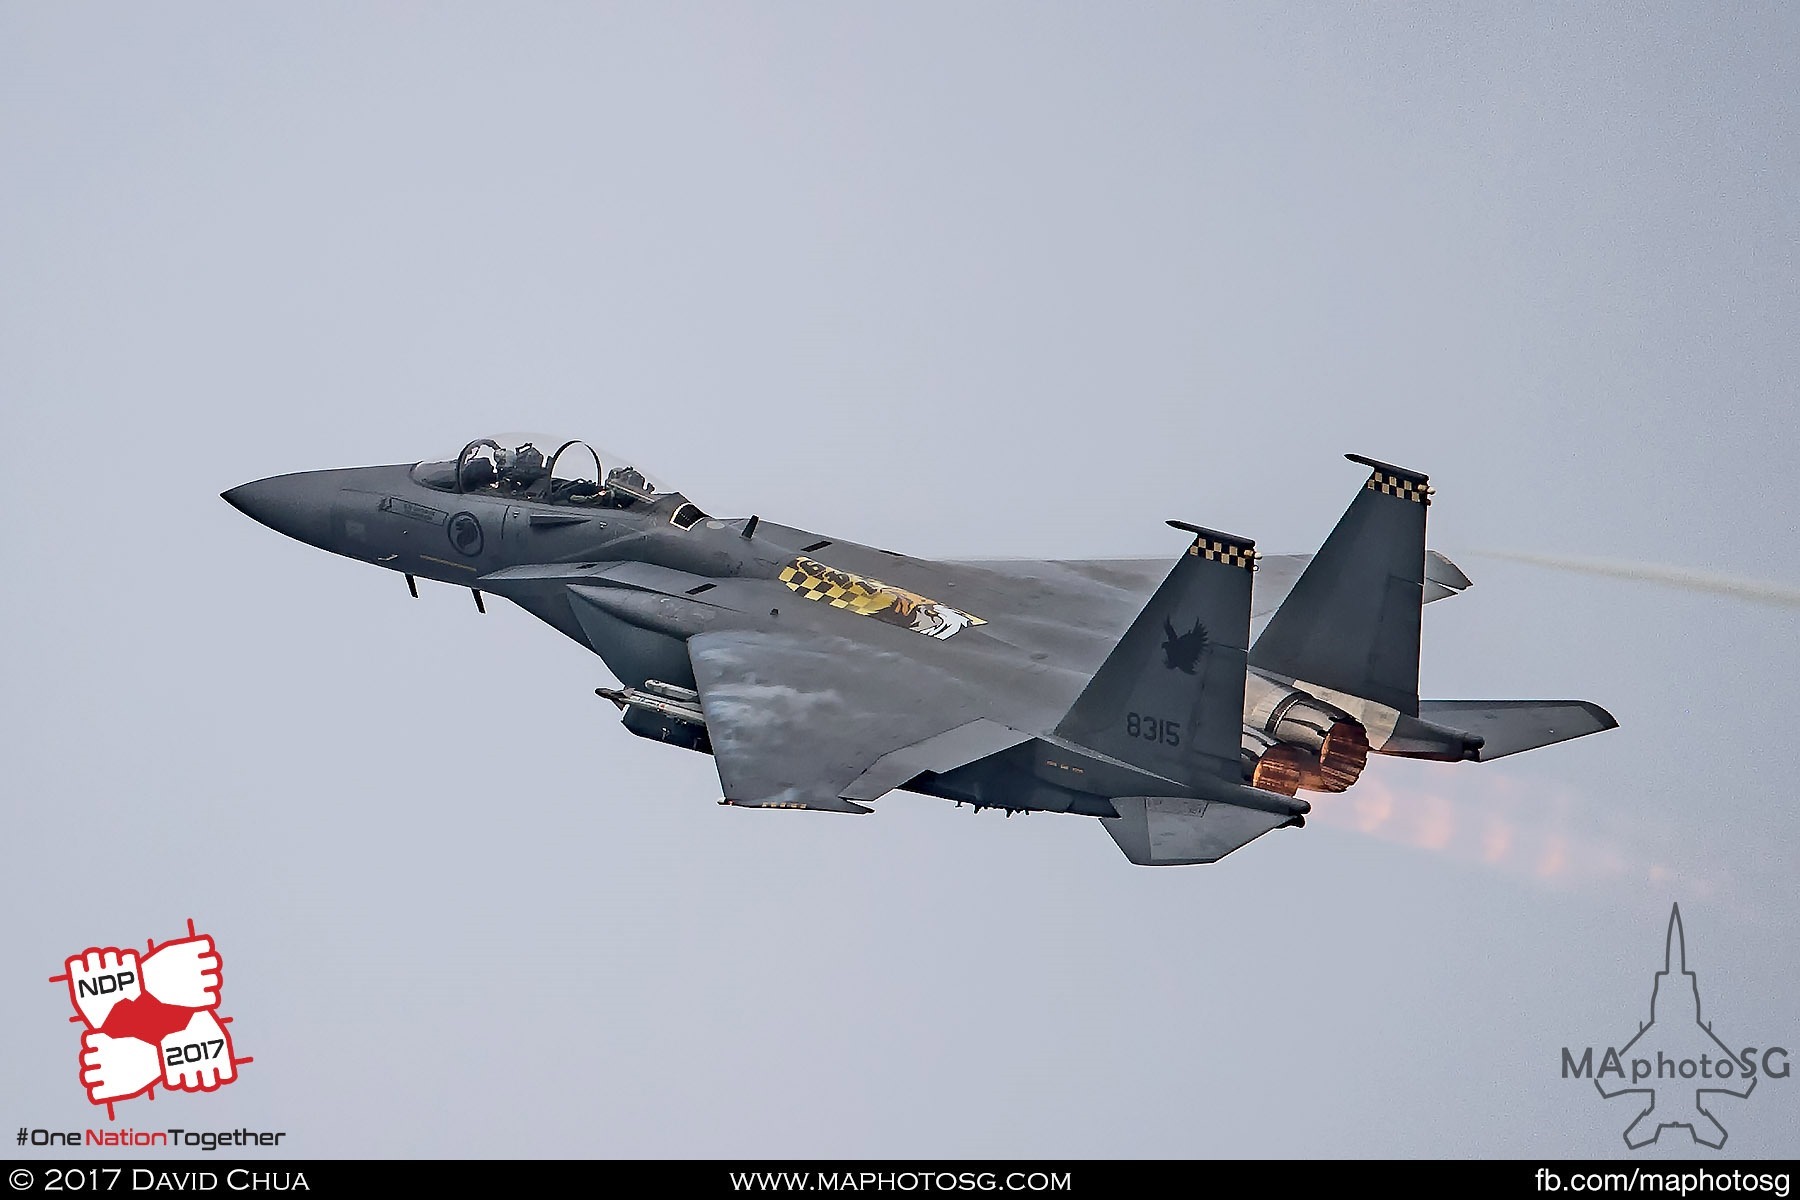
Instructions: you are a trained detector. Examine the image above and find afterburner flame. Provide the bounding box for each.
[1306,765,1723,901]
[1249,719,1370,796]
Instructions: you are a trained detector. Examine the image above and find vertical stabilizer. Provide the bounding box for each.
[1250,454,1430,716]
[1055,523,1256,785]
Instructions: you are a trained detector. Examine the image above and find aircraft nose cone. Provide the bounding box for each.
[222,472,337,549]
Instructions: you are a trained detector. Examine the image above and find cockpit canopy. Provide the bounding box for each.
[411,434,670,508]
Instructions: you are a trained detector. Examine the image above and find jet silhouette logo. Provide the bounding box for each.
[48,920,251,1119]
[1562,905,1791,1150]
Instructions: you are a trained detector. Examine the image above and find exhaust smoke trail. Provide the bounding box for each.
[1305,764,1736,910]
[1475,551,1800,609]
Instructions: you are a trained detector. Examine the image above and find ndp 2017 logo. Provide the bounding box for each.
[48,920,250,1118]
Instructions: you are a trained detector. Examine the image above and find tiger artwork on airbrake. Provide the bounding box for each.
[777,555,986,640]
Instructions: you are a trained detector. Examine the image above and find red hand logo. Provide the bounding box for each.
[50,920,250,1118]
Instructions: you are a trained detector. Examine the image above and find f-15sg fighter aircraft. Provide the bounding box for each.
[224,437,1615,866]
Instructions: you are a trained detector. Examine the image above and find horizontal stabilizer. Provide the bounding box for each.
[1423,550,1472,603]
[1415,700,1618,760]
[1105,796,1296,866]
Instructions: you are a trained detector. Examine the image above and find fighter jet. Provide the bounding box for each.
[222,436,1616,866]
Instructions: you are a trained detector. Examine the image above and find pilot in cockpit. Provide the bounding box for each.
[460,453,498,491]
[420,438,659,506]
[606,465,651,497]
[497,443,548,494]
[555,475,603,503]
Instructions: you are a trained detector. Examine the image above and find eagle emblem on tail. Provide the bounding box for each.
[1161,618,1208,675]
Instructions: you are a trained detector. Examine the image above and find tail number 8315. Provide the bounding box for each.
[1125,713,1180,746]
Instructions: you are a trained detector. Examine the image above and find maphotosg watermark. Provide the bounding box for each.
[729,1173,1072,1192]
[1535,1168,1790,1196]
[1559,905,1790,1149]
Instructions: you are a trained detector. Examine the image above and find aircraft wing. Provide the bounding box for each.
[686,629,1029,813]
[948,549,1470,620]
[1260,548,1470,612]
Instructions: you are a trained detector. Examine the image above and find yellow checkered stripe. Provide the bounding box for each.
[1365,471,1431,505]
[778,558,892,615]
[1187,537,1257,570]
[777,555,988,631]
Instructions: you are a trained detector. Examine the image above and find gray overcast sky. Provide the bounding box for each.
[4,3,1796,1159]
